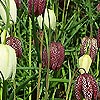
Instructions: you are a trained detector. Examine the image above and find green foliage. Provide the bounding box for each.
[0,0,100,100]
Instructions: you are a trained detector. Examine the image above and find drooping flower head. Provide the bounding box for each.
[28,0,46,17]
[42,42,65,70]
[80,36,98,61]
[0,44,17,80]
[74,73,98,100]
[6,36,22,58]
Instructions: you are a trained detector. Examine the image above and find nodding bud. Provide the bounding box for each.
[79,54,92,74]
[80,36,98,62]
[28,0,46,17]
[42,42,65,71]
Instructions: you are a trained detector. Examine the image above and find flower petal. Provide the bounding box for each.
[10,0,17,23]
[6,45,17,80]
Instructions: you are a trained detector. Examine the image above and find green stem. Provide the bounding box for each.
[44,30,49,100]
[29,17,32,100]
[13,80,16,100]
[5,0,10,30]
[62,0,67,25]
[97,51,99,77]
[0,82,2,100]
[1,29,7,44]
[37,34,43,100]
[2,80,7,100]
[90,23,93,37]
[37,63,42,100]
[65,0,70,23]
[45,9,51,100]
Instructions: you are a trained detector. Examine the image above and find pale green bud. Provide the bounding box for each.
[79,54,92,74]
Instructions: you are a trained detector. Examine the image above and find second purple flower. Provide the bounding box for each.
[28,0,46,16]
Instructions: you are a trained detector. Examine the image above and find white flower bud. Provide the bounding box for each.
[37,8,56,30]
[79,54,92,74]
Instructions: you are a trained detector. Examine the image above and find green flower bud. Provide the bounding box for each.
[79,54,92,74]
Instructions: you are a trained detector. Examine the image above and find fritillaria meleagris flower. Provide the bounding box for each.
[97,3,100,12]
[6,36,22,58]
[28,0,46,16]
[14,0,21,8]
[80,36,98,61]
[0,44,17,80]
[42,42,65,70]
[0,0,17,24]
[79,54,92,74]
[74,73,98,100]
[97,29,100,48]
[37,8,56,30]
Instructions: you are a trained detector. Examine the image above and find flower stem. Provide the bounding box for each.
[37,63,42,100]
[2,80,7,100]
[65,0,70,23]
[13,79,16,100]
[44,30,49,100]
[62,0,67,25]
[29,17,32,100]
[0,82,2,100]
[45,8,51,99]
[90,23,93,37]
[37,33,43,100]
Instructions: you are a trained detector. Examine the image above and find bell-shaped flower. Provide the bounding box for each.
[37,8,56,31]
[28,0,46,17]
[0,0,17,24]
[80,36,98,62]
[6,36,22,58]
[74,73,98,100]
[79,54,92,74]
[42,42,65,70]
[0,44,17,80]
